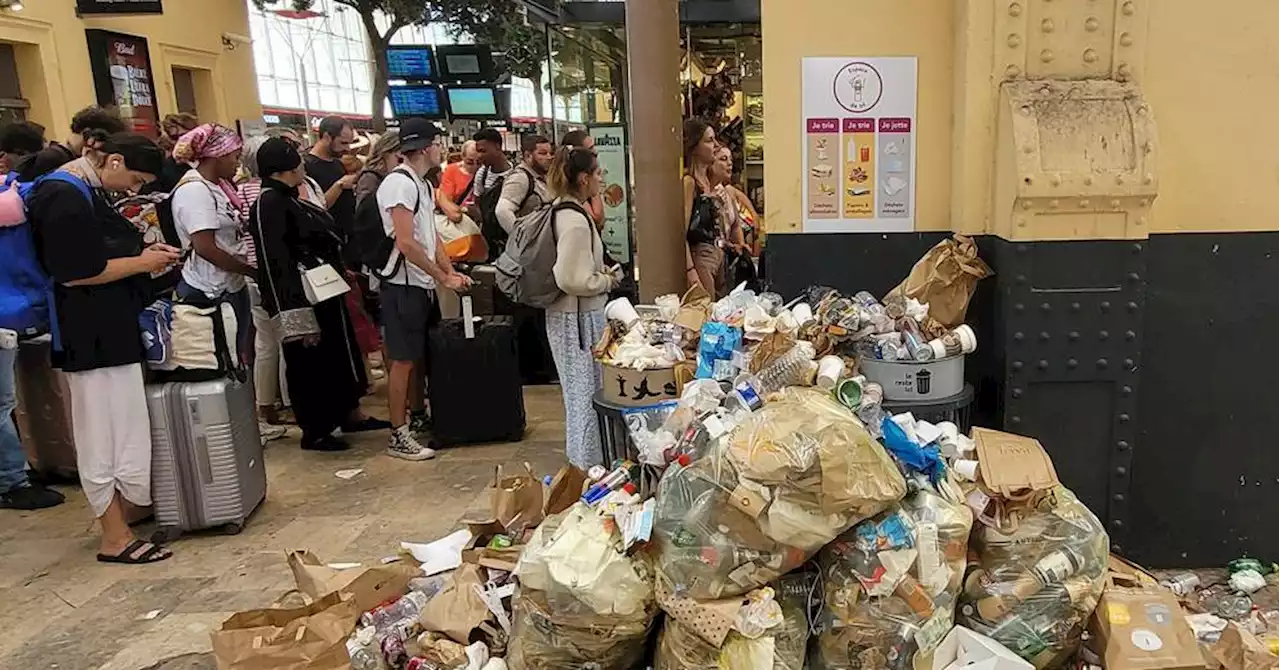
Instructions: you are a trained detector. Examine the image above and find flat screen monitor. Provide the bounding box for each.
[445,86,502,119]
[388,84,444,119]
[386,45,435,80]
[435,44,497,83]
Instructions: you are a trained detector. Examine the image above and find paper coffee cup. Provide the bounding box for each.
[953,324,977,354]
[816,355,844,390]
[928,338,949,360]
[604,297,640,329]
[954,459,980,482]
[791,302,815,325]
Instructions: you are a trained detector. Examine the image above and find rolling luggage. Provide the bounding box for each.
[13,340,78,481]
[428,296,525,445]
[146,379,265,541]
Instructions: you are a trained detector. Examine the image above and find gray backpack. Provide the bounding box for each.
[494,201,591,308]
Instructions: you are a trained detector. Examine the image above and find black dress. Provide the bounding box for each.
[247,178,368,446]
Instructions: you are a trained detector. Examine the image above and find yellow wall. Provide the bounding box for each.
[762,0,1279,235]
[0,0,260,138]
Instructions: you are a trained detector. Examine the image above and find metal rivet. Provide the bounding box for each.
[1070,302,1081,312]
[1100,301,1111,312]
[1024,175,1034,185]
[1068,331,1080,341]
[1084,176,1094,186]
[1014,331,1025,342]
[1128,272,1140,282]
[1017,244,1029,254]
[1143,173,1154,184]
[1119,413,1130,423]
[1012,360,1024,371]
[1041,19,1055,33]
[1079,199,1090,208]
[1099,330,1110,341]
[1016,274,1027,284]
[1119,32,1134,47]
[1115,174,1125,185]
[1017,217,1027,227]
[1118,63,1132,79]
[1008,33,1023,48]
[1112,519,1124,528]
[1012,388,1023,398]
[1097,358,1109,368]
[1039,331,1051,341]
[1125,330,1136,341]
[1049,174,1061,186]
[1084,17,1100,32]
[1040,302,1051,312]
[1115,466,1127,475]
[1136,217,1147,226]
[1143,141,1152,153]
[1127,301,1139,312]
[1113,493,1125,502]
[1121,385,1133,396]
[1009,2,1023,17]
[1121,1,1135,16]
[1124,358,1135,368]
[1006,64,1022,78]
[1111,543,1123,553]
[1049,199,1060,209]
[1014,303,1025,312]
[1022,199,1034,208]
[1040,49,1055,63]
[1110,199,1121,208]
[1066,358,1078,369]
[1037,359,1049,370]
[1011,415,1022,424]
[1132,243,1143,253]
[1083,48,1098,63]
[1118,440,1130,450]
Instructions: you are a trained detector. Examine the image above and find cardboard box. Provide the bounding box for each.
[972,427,1060,497]
[932,625,1034,670]
[1090,571,1204,670]
[600,362,679,407]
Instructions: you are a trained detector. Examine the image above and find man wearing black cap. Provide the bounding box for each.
[375,118,473,461]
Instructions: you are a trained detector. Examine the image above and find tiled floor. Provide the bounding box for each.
[0,385,569,670]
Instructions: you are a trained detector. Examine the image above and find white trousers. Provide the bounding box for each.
[66,363,152,517]
[247,280,290,409]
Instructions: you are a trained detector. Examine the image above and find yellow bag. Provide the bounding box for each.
[436,211,489,262]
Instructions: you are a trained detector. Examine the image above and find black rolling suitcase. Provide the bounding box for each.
[428,295,526,445]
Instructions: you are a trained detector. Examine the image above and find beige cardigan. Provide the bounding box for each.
[548,197,611,313]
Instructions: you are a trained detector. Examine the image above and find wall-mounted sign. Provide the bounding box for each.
[85,30,159,139]
[802,57,917,233]
[77,0,164,15]
[589,124,632,263]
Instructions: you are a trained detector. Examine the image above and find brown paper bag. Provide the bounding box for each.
[1211,623,1278,670]
[544,465,588,517]
[885,233,992,327]
[286,549,420,613]
[211,592,359,670]
[492,463,544,533]
[418,563,494,645]
[673,284,712,333]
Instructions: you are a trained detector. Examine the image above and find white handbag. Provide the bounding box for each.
[300,263,350,304]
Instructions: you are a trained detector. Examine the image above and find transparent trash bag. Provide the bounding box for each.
[809,485,974,670]
[654,573,814,670]
[956,486,1109,669]
[509,505,658,669]
[654,387,907,600]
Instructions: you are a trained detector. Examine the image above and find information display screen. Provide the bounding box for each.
[388,85,444,119]
[386,46,435,79]
[445,87,499,117]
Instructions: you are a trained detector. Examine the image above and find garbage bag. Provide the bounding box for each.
[654,573,814,670]
[956,486,1108,669]
[654,387,907,600]
[809,484,973,670]
[509,504,658,669]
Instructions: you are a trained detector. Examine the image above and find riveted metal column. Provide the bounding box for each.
[624,0,685,301]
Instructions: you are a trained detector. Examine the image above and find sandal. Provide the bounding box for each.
[97,539,173,564]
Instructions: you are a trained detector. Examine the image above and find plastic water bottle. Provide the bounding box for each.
[853,291,896,333]
[756,341,816,392]
[365,590,429,631]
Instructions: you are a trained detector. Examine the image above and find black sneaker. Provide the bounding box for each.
[302,434,351,452]
[0,484,66,510]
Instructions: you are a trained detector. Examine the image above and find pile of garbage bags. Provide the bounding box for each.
[809,480,973,669]
[956,486,1109,669]
[653,387,907,600]
[508,503,658,669]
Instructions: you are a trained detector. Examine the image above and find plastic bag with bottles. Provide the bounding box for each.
[956,486,1109,669]
[653,387,907,600]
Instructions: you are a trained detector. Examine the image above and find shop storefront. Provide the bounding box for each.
[0,0,261,138]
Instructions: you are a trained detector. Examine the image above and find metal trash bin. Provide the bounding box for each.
[880,383,975,433]
[592,391,664,497]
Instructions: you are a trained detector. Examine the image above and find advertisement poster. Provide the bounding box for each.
[85,30,160,139]
[802,57,917,233]
[589,125,632,262]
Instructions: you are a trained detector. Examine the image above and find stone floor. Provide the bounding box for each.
[0,385,570,670]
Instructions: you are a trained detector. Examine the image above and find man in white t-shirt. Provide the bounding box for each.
[376,117,472,461]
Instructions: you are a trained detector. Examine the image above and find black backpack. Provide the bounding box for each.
[473,166,536,261]
[351,168,419,279]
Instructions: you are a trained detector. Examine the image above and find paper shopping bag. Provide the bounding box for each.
[492,463,544,534]
[211,592,359,670]
[885,233,993,328]
[418,563,494,645]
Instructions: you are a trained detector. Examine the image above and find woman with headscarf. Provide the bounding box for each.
[248,138,378,451]
[170,123,255,358]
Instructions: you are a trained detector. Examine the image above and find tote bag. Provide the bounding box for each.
[436,211,489,263]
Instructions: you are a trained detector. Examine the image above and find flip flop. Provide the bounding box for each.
[97,539,173,564]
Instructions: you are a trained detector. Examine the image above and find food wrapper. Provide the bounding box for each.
[655,573,814,670]
[956,486,1109,669]
[653,387,906,599]
[809,484,973,670]
[508,504,658,669]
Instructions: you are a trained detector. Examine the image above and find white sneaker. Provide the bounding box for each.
[259,422,288,444]
[387,425,436,461]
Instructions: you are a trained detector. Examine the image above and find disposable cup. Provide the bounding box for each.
[954,459,980,482]
[816,356,844,390]
[791,302,815,325]
[604,297,640,329]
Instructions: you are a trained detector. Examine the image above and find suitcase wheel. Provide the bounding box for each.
[222,522,243,536]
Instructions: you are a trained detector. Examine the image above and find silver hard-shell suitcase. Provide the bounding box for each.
[146,379,265,541]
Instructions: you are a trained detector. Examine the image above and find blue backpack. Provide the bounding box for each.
[0,170,94,345]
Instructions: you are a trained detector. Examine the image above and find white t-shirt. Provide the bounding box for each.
[471,163,510,198]
[376,167,438,289]
[172,174,246,298]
